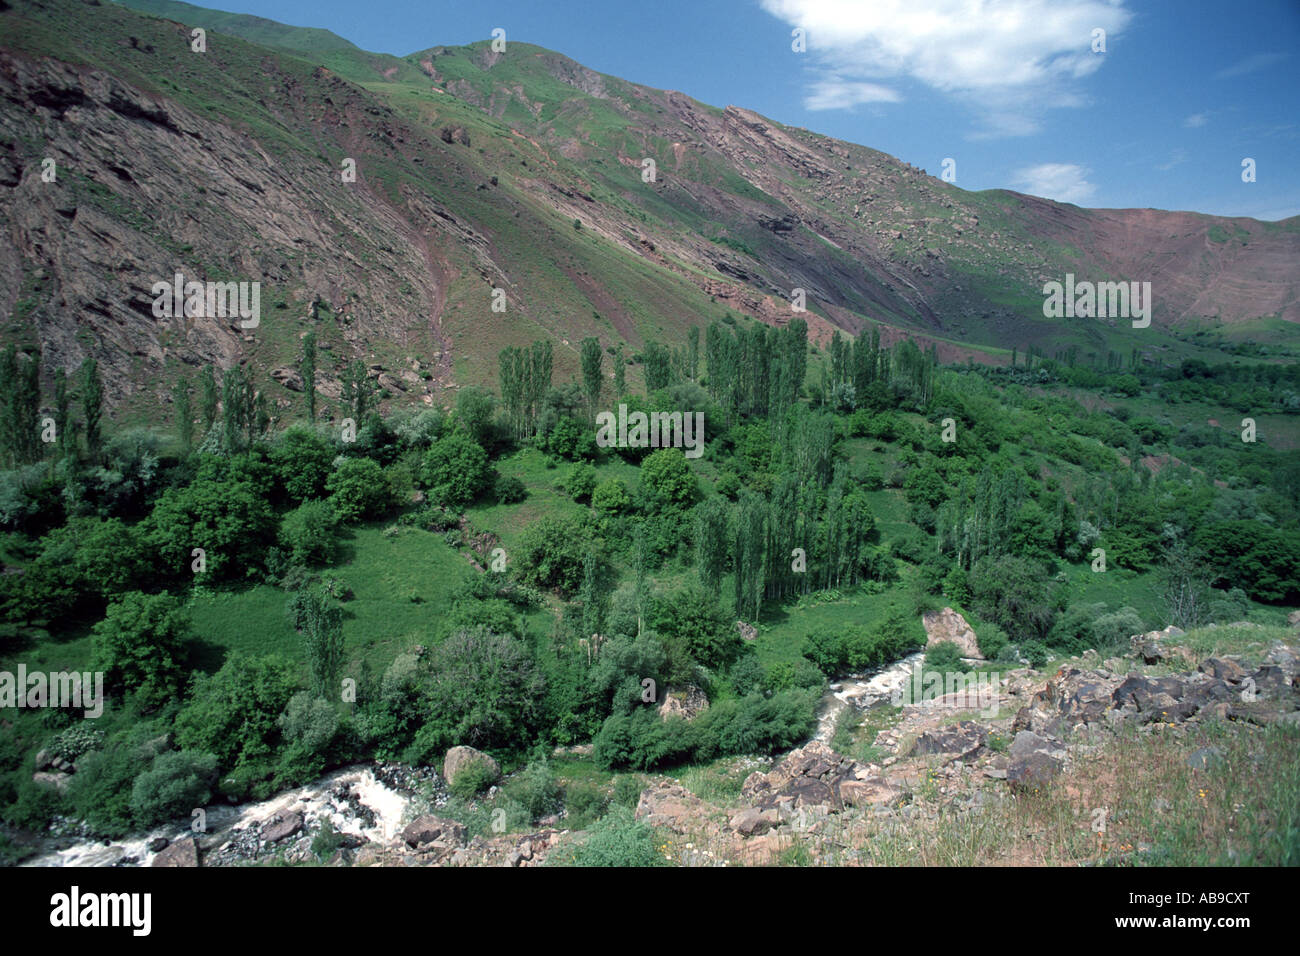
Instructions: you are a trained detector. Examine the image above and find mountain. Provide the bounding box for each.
[1,0,1296,423]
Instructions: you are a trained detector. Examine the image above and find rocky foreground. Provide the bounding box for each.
[31,626,1299,868]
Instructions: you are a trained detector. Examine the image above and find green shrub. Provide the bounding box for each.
[548,806,668,867]
[976,623,1010,660]
[1022,640,1049,668]
[311,820,348,862]
[47,724,104,763]
[279,499,340,566]
[326,457,392,522]
[421,432,491,507]
[924,640,964,671]
[91,591,190,709]
[449,760,497,800]
[495,475,527,504]
[563,781,610,828]
[130,750,219,828]
[560,463,598,503]
[506,758,563,822]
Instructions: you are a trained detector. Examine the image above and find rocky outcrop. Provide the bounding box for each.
[401,815,467,850]
[657,685,710,722]
[1130,626,1184,664]
[741,741,905,818]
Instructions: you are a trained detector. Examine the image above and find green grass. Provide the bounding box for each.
[187,522,474,676]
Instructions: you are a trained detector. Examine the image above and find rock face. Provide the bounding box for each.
[442,746,500,788]
[657,685,710,722]
[152,837,199,867]
[922,607,983,659]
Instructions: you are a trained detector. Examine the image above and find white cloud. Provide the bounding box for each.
[1183,112,1208,128]
[1011,163,1097,204]
[1215,52,1287,79]
[1155,148,1188,171]
[761,0,1131,135]
[804,77,901,110]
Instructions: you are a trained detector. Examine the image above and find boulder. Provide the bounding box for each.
[401,815,468,849]
[922,607,983,659]
[1006,751,1062,791]
[837,776,905,808]
[262,811,303,844]
[908,721,986,761]
[442,746,500,789]
[1009,730,1063,757]
[729,807,780,836]
[152,837,199,867]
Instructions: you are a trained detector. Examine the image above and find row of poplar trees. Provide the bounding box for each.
[693,407,878,623]
[0,345,103,468]
[498,339,554,441]
[703,317,808,424]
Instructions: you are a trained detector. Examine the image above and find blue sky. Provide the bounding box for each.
[204,0,1299,220]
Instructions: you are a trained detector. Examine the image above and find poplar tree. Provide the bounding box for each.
[79,357,103,462]
[694,496,729,600]
[580,337,603,422]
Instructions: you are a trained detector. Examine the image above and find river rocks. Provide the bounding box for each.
[146,837,169,853]
[262,811,303,844]
[442,746,500,789]
[922,607,983,659]
[401,815,467,849]
[152,837,199,867]
[657,685,710,722]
